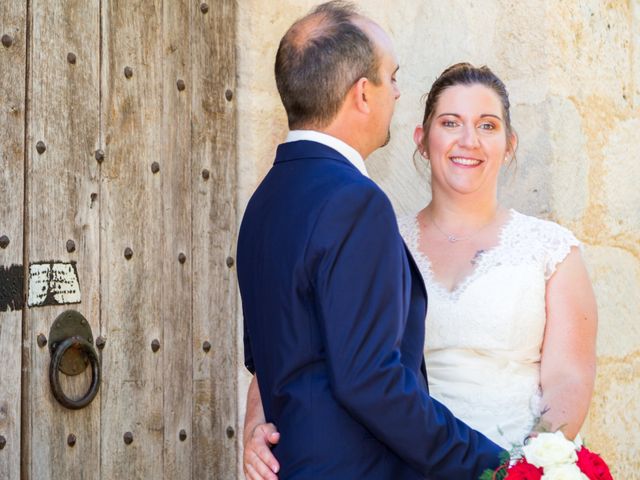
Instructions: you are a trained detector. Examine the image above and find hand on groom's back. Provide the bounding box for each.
[244,421,280,480]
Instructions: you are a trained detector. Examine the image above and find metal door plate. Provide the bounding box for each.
[49,310,94,376]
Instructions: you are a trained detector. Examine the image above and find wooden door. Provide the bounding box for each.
[0,1,238,478]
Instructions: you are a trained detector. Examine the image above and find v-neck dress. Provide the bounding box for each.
[398,209,581,448]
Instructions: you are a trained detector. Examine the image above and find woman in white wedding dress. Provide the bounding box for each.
[395,62,597,449]
[243,63,597,478]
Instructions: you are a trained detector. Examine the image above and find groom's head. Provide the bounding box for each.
[275,1,400,155]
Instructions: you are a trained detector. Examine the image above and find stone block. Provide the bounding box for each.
[583,245,640,358]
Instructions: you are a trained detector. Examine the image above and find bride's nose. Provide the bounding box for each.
[458,124,480,148]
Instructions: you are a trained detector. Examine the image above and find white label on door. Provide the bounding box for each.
[27,262,81,307]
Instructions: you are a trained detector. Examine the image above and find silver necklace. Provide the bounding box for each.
[430,214,496,243]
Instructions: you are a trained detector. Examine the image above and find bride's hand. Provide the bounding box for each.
[243,422,280,480]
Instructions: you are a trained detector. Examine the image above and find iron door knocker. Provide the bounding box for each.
[48,310,101,409]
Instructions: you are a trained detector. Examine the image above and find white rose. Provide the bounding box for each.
[522,431,578,468]
[541,463,589,480]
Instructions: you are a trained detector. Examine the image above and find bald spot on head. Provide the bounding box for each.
[286,12,331,51]
[285,8,369,53]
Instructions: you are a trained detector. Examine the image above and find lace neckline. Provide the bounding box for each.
[409,209,518,301]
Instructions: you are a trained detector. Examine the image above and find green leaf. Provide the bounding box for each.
[479,468,495,480]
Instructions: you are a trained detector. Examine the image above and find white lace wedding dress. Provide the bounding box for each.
[398,209,581,449]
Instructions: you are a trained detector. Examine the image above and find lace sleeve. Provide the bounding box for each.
[543,222,582,280]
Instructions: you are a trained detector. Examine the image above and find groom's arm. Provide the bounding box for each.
[308,181,503,479]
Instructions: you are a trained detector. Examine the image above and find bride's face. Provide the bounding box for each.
[417,84,515,198]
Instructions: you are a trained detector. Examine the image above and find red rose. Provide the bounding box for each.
[505,459,543,480]
[576,447,613,480]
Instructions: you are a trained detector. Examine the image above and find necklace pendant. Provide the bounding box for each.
[447,235,458,243]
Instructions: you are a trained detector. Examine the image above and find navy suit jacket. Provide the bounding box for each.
[238,140,502,479]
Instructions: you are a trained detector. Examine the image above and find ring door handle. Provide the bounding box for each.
[49,336,101,409]
[48,310,101,409]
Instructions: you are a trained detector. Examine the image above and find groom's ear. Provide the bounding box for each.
[352,77,371,114]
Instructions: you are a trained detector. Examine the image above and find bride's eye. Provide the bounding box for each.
[442,120,458,128]
[478,122,496,131]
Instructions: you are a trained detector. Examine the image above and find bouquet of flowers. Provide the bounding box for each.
[480,431,613,480]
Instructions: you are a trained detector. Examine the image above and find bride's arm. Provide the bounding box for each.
[537,247,597,439]
[243,376,280,480]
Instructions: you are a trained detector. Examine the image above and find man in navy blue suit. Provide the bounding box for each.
[237,2,504,478]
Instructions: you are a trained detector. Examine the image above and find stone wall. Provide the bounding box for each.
[235,1,640,476]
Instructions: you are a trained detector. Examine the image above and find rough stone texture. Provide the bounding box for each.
[580,245,640,476]
[235,1,639,476]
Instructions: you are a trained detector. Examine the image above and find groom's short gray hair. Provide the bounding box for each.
[275,1,381,130]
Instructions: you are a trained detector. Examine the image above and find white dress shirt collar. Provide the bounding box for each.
[285,130,369,178]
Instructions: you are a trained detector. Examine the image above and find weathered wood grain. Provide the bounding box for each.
[24,1,101,479]
[100,0,164,477]
[161,0,193,477]
[0,3,26,478]
[191,0,239,477]
[3,1,239,477]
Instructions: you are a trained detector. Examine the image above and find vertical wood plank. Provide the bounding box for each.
[0,2,26,478]
[100,0,164,477]
[161,0,193,477]
[25,1,101,479]
[191,0,239,477]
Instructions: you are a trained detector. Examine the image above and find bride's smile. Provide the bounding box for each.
[449,156,483,167]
